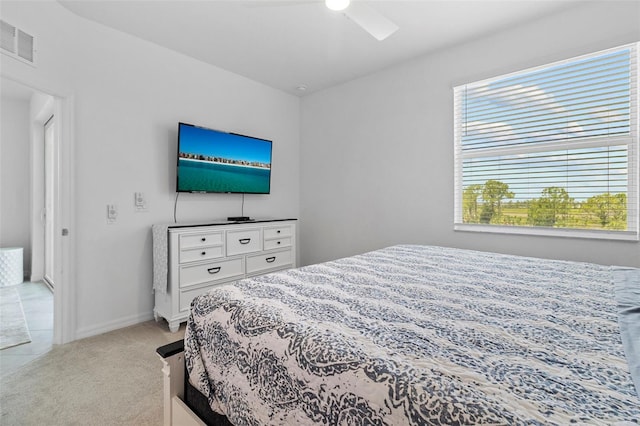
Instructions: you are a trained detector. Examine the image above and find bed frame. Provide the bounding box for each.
[156,340,201,425]
[157,340,233,426]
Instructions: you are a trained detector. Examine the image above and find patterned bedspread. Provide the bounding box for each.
[185,245,640,425]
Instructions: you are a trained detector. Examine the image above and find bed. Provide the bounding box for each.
[160,244,640,425]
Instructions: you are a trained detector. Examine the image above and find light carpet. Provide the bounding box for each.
[0,320,184,425]
[0,287,31,350]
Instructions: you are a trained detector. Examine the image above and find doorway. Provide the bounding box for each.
[0,81,54,369]
[0,76,75,344]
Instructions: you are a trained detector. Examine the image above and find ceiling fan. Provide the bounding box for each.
[325,0,398,41]
[248,0,399,41]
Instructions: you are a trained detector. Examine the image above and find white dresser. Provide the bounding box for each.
[154,219,297,332]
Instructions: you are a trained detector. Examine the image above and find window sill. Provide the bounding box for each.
[454,223,639,242]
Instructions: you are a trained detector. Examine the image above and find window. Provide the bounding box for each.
[454,44,638,240]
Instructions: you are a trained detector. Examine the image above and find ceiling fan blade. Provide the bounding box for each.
[343,2,398,41]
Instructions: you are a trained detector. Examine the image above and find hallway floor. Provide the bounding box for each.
[0,281,53,378]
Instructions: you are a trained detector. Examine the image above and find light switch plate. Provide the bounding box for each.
[134,192,147,211]
[107,204,117,224]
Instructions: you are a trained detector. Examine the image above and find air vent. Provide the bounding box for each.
[1,20,15,53]
[0,20,35,65]
[17,30,33,62]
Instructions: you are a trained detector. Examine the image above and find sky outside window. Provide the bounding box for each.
[455,45,636,233]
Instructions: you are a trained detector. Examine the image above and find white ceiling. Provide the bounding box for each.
[58,1,585,96]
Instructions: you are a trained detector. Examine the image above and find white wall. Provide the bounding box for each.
[0,97,31,276]
[300,1,640,268]
[1,1,300,338]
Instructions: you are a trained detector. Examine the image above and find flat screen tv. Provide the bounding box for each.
[176,122,272,194]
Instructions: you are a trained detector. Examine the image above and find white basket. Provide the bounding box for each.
[0,247,24,286]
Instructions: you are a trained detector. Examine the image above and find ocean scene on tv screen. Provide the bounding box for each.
[177,124,272,193]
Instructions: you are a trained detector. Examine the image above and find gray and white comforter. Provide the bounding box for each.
[185,245,640,425]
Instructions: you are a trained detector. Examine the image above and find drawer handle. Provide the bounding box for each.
[207,267,221,274]
[266,256,276,263]
[277,230,281,234]
[201,237,206,242]
[239,238,251,245]
[277,241,281,245]
[201,251,206,256]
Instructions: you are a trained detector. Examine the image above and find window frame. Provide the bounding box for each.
[453,43,639,241]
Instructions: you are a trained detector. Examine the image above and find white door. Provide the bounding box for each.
[44,115,55,288]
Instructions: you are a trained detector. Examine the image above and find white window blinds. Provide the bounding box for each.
[454,44,638,239]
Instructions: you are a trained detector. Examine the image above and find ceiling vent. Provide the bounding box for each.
[1,20,35,65]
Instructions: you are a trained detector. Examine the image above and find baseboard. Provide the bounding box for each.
[75,311,155,340]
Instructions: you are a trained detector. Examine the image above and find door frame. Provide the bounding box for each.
[53,94,76,344]
[43,113,55,288]
[7,75,76,345]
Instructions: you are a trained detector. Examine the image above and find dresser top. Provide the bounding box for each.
[162,218,297,230]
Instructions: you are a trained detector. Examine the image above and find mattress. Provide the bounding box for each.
[185,244,640,425]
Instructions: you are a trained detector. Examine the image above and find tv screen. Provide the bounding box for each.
[176,122,272,194]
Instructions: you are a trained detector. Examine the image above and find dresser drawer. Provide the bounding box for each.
[226,228,261,256]
[179,258,244,289]
[179,246,224,263]
[179,231,224,264]
[264,237,291,250]
[246,249,292,275]
[180,231,223,249]
[179,284,223,312]
[264,225,292,240]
